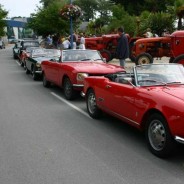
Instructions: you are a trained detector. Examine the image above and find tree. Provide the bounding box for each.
[28,1,69,37]
[106,4,136,36]
[139,11,175,36]
[174,0,184,29]
[0,4,8,36]
[74,0,98,21]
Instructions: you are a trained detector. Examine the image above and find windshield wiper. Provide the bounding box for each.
[80,58,92,61]
[166,81,182,85]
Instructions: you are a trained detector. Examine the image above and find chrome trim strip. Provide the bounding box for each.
[175,136,184,144]
[105,108,140,126]
[73,84,84,87]
[35,71,42,74]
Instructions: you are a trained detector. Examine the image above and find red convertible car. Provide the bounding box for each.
[83,63,184,158]
[41,49,124,100]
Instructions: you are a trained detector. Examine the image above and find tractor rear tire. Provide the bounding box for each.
[135,53,153,65]
[173,54,184,65]
[100,49,112,62]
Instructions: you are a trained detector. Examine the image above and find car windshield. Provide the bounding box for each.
[44,49,61,58]
[62,50,103,62]
[26,47,40,53]
[135,64,184,86]
[31,48,46,57]
[24,41,39,47]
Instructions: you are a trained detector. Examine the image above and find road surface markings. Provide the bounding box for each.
[51,92,91,119]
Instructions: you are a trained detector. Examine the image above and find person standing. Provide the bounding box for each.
[116,27,129,67]
[79,33,85,49]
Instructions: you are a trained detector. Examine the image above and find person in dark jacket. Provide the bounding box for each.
[116,27,129,67]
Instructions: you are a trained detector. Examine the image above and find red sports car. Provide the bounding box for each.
[83,63,184,158]
[41,49,124,100]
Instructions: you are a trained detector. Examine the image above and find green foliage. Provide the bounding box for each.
[139,11,175,36]
[28,1,72,36]
[0,5,8,36]
[74,0,98,21]
[105,5,136,36]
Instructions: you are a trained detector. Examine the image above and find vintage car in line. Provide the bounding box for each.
[18,39,40,61]
[25,48,61,80]
[41,49,124,100]
[82,63,184,158]
[19,46,42,67]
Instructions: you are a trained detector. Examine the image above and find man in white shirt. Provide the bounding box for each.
[62,38,70,49]
[79,33,85,49]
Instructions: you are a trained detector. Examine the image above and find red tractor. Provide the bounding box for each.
[85,34,141,62]
[133,30,184,65]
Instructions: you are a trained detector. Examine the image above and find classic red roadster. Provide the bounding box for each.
[41,49,124,100]
[82,63,184,158]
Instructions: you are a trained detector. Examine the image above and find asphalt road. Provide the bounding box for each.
[0,47,184,184]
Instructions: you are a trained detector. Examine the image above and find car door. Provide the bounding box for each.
[102,81,138,121]
[45,60,60,85]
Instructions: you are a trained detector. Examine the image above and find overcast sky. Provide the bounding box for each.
[1,0,42,18]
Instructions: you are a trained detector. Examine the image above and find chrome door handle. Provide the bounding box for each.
[106,85,112,89]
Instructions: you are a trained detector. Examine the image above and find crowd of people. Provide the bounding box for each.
[45,32,86,50]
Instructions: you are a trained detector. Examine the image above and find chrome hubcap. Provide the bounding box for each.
[88,92,96,114]
[148,120,166,151]
[139,57,150,64]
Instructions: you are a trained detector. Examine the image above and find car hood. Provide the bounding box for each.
[162,86,184,101]
[63,62,124,73]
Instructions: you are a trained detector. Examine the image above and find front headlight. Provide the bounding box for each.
[36,63,41,67]
[77,73,89,81]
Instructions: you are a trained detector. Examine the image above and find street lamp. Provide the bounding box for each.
[70,0,73,49]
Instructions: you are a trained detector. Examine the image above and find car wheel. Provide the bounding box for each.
[135,53,153,65]
[63,77,76,100]
[25,67,30,74]
[145,113,175,158]
[13,54,17,59]
[43,73,50,88]
[32,67,38,81]
[20,60,24,67]
[86,89,102,119]
[173,54,184,65]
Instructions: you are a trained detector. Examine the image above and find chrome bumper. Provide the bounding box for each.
[175,136,184,144]
[72,84,84,88]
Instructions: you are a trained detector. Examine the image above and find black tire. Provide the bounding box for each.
[25,67,30,74]
[20,59,24,67]
[169,57,174,63]
[13,54,17,59]
[63,77,76,100]
[32,66,38,81]
[86,89,102,119]
[135,53,153,65]
[129,41,136,62]
[173,54,184,65]
[100,49,112,62]
[43,73,50,88]
[145,113,175,158]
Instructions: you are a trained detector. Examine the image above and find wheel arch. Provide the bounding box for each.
[141,108,167,131]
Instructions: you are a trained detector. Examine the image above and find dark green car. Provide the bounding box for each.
[25,48,61,80]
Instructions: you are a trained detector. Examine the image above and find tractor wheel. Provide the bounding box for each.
[135,53,153,65]
[173,54,184,65]
[169,57,174,63]
[100,50,112,62]
[129,41,136,62]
